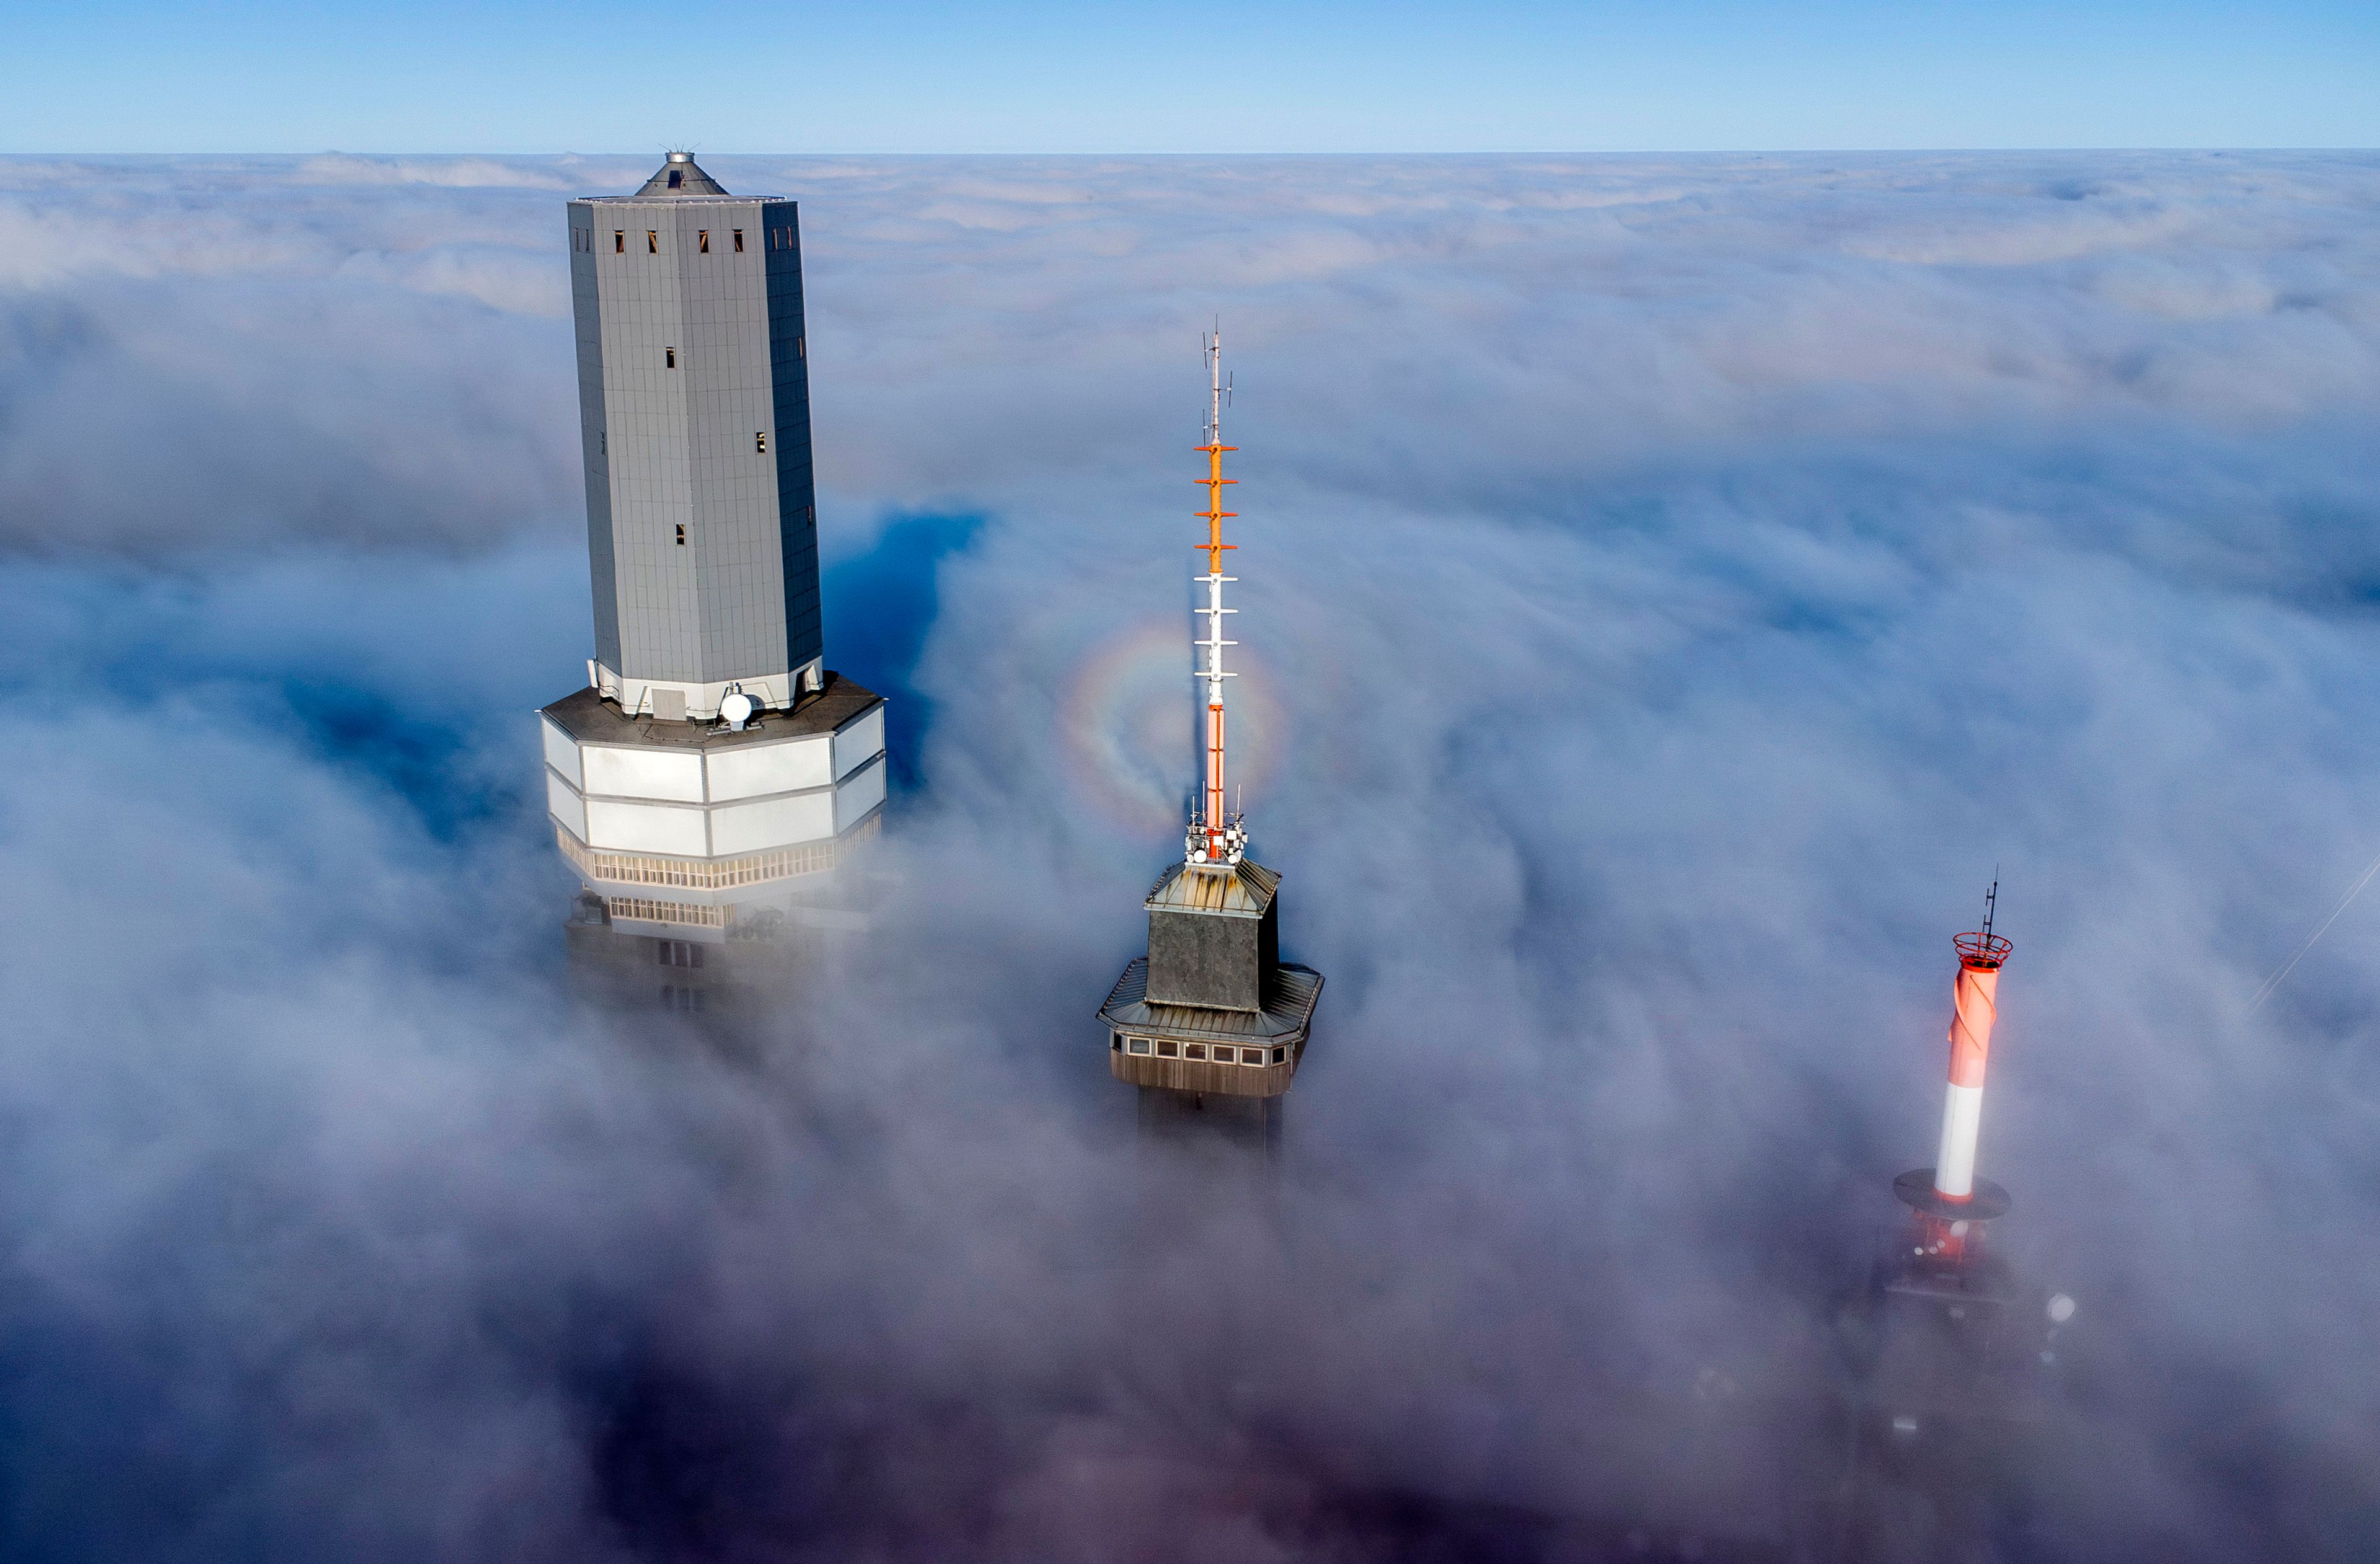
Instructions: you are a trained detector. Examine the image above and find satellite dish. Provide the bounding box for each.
[720,691,757,730]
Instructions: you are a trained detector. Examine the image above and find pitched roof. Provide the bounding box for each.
[1096,958,1323,1045]
[1143,858,1280,918]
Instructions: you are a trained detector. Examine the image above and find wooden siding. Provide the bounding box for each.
[1109,1034,1307,1098]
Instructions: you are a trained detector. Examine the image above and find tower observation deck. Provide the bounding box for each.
[539,154,886,981]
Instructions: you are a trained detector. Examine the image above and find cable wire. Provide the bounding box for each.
[2248,844,2380,1012]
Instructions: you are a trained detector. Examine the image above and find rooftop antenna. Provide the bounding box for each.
[1980,872,1999,945]
[1188,325,1245,867]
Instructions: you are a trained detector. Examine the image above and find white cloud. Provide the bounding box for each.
[2,150,2379,1557]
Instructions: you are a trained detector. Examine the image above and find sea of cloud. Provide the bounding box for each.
[1,150,2378,1560]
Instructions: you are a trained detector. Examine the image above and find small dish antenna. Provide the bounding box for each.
[720,691,757,731]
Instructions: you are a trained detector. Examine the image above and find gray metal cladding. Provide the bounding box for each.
[1147,906,1266,1012]
[567,207,621,671]
[762,202,822,671]
[566,185,822,684]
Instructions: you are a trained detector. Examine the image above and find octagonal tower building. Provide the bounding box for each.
[540,154,886,1007]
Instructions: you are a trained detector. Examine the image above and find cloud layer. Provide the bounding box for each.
[3,151,2379,1559]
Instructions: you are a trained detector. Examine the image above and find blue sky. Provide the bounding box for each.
[11,0,2376,152]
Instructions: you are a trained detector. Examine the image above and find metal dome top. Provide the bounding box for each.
[631,152,729,198]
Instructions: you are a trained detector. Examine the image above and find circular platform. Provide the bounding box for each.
[1893,1169,2011,1221]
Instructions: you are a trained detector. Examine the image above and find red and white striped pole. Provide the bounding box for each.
[1933,928,2010,1201]
[1895,883,2015,1247]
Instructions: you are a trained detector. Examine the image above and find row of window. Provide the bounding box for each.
[606,895,726,927]
[586,503,814,551]
[657,939,704,969]
[559,824,858,891]
[599,430,786,455]
[573,226,796,255]
[654,343,801,371]
[660,984,707,1013]
[1115,1035,1288,1067]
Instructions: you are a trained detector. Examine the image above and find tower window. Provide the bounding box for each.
[1157,1039,1179,1058]
[675,524,687,546]
[1184,1044,1205,1061]
[664,347,676,368]
[756,431,767,453]
[699,229,709,254]
[599,431,606,454]
[614,230,624,253]
[1127,1037,1152,1056]
[667,169,683,190]
[796,336,806,359]
[733,229,744,252]
[1271,1046,1287,1064]
[646,230,658,254]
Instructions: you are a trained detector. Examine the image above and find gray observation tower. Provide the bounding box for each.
[539,154,886,1009]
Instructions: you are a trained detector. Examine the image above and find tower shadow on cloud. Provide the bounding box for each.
[820,511,984,793]
[281,678,517,842]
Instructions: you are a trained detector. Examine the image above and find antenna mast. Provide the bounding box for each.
[1188,327,1245,867]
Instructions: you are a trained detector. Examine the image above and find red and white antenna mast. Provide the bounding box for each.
[1935,881,2009,1203]
[1188,327,1246,867]
[1895,880,2015,1257]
